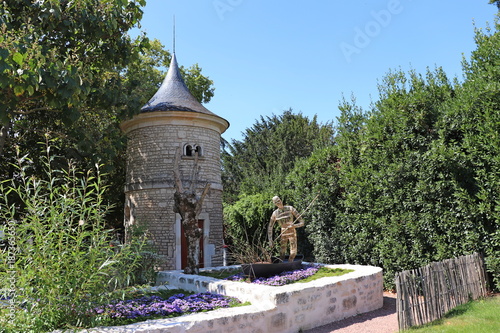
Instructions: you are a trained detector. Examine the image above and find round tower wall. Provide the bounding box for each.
[124,122,224,270]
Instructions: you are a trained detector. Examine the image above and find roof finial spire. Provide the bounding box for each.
[173,15,176,54]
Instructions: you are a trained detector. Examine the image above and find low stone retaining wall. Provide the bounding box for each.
[89,264,383,333]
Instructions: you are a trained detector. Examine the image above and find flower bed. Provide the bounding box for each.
[222,264,354,287]
[1,288,241,330]
[62,289,243,329]
[226,265,319,286]
[93,292,240,321]
[93,265,328,323]
[153,263,384,333]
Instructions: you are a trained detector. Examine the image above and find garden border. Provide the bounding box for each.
[86,264,383,333]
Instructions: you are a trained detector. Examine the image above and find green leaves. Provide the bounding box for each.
[0,149,146,331]
[222,109,335,202]
[0,0,147,135]
[12,52,23,66]
[304,26,500,289]
[225,21,500,291]
[13,85,24,96]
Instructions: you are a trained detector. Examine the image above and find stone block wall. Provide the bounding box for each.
[157,264,383,331]
[125,124,222,186]
[124,121,224,270]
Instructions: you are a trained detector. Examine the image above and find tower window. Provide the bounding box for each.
[194,145,202,156]
[184,144,202,157]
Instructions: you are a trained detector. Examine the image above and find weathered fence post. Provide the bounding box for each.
[395,253,488,330]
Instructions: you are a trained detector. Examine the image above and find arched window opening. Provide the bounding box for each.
[194,145,202,156]
[184,144,202,157]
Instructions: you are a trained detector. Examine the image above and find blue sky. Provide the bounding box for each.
[133,0,498,143]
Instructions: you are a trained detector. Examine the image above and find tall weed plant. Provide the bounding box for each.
[125,223,166,286]
[0,147,145,332]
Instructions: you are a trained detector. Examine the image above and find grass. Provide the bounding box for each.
[407,295,500,332]
[296,267,354,283]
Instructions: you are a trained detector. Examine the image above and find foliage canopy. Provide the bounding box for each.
[0,1,215,229]
[223,16,500,290]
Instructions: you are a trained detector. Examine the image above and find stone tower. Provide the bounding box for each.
[121,53,229,270]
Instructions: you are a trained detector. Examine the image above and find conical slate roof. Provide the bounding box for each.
[140,53,214,115]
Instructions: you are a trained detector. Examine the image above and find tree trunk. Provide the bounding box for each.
[173,147,210,274]
[183,219,203,274]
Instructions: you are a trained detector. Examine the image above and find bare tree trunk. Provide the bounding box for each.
[173,147,211,274]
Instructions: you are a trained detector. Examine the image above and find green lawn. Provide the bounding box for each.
[408,295,500,332]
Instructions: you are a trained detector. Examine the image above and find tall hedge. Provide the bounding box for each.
[223,19,500,291]
[286,22,500,289]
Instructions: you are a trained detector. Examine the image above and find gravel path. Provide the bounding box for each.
[304,292,398,333]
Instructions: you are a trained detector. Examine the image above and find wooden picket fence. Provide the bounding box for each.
[394,253,488,330]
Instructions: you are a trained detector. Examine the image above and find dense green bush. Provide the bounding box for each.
[222,110,336,260]
[0,150,145,332]
[222,16,500,291]
[223,193,275,262]
[457,21,500,290]
[286,146,343,262]
[285,53,499,289]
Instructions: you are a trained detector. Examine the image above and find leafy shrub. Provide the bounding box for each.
[286,63,500,290]
[221,18,500,292]
[223,193,274,263]
[0,149,145,332]
[121,224,166,286]
[286,145,343,263]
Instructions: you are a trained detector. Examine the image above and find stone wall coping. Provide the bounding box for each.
[157,263,381,303]
[121,111,229,135]
[124,180,223,192]
[83,303,273,333]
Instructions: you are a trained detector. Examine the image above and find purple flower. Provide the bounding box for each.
[226,264,320,286]
[92,292,240,321]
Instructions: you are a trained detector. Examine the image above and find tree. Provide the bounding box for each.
[287,34,500,289]
[0,0,216,229]
[222,109,335,261]
[286,145,342,262]
[222,109,335,202]
[173,148,210,274]
[0,0,147,155]
[222,6,500,291]
[489,0,500,10]
[450,19,500,289]
[333,68,464,284]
